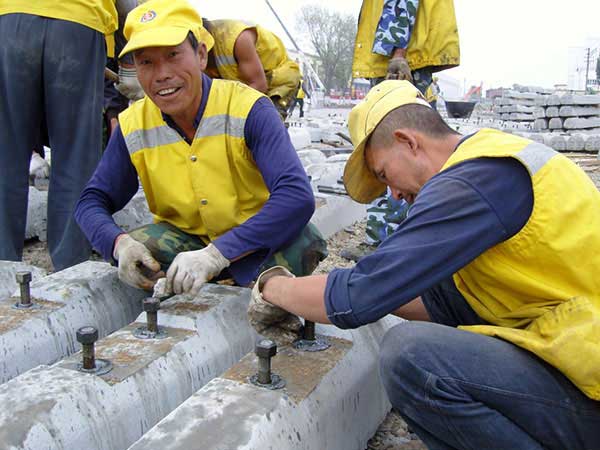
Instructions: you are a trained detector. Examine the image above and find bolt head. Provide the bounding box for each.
[76,326,98,344]
[255,339,277,358]
[143,297,160,313]
[15,271,32,284]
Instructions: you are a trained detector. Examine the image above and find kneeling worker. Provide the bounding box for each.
[75,0,326,295]
[250,80,600,448]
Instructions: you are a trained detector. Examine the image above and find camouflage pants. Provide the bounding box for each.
[128,221,328,282]
[369,66,433,95]
[365,189,410,245]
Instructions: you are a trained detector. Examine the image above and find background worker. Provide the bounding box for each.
[250,80,600,449]
[425,76,440,110]
[203,19,301,120]
[0,0,135,270]
[344,0,460,261]
[290,76,310,118]
[75,0,326,296]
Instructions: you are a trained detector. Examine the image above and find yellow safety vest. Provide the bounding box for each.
[425,83,438,102]
[0,0,118,35]
[352,0,460,79]
[119,79,271,242]
[442,129,600,400]
[206,19,301,103]
[297,85,305,100]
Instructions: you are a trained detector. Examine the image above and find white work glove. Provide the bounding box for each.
[248,266,302,345]
[115,66,145,101]
[386,56,413,83]
[29,152,50,179]
[166,244,230,295]
[113,234,163,290]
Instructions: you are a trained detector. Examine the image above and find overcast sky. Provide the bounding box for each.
[194,0,600,90]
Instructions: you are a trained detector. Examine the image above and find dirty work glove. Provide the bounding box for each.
[29,152,50,179]
[115,66,145,101]
[248,266,302,345]
[386,56,413,82]
[166,244,230,295]
[113,234,163,290]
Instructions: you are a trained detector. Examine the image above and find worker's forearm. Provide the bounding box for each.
[392,48,407,59]
[261,275,331,324]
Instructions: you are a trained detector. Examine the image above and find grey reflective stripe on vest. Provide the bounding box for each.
[515,142,557,176]
[215,53,236,68]
[195,115,246,139]
[124,126,182,155]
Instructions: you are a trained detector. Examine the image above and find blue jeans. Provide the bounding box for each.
[379,278,600,450]
[0,13,104,270]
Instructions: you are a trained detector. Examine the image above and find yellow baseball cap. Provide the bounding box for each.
[343,80,430,204]
[120,0,214,58]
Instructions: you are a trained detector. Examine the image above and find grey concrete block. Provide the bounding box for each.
[585,135,600,152]
[560,94,600,106]
[566,134,586,151]
[549,135,567,151]
[297,149,327,167]
[0,261,46,298]
[287,127,312,150]
[548,118,564,129]
[509,113,534,121]
[113,190,153,232]
[128,318,402,450]
[25,187,47,241]
[0,284,257,450]
[528,134,545,144]
[563,117,600,130]
[0,261,146,384]
[533,107,546,119]
[558,106,600,117]
[311,194,367,239]
[545,106,560,118]
[533,119,548,131]
[534,96,548,106]
[546,95,562,106]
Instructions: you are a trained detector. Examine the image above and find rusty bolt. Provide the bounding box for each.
[303,320,316,341]
[255,339,277,385]
[143,297,160,334]
[76,326,98,370]
[15,271,32,307]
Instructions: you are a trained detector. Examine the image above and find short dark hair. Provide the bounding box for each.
[186,31,199,51]
[368,103,459,150]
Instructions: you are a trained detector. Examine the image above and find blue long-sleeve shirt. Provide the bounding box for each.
[325,155,534,329]
[75,74,314,285]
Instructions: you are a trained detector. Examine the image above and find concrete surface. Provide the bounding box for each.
[0,261,145,384]
[0,284,257,450]
[128,318,401,450]
[25,187,47,241]
[311,194,367,239]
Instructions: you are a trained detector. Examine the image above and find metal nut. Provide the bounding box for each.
[255,339,277,359]
[76,326,99,345]
[143,297,160,313]
[15,271,32,284]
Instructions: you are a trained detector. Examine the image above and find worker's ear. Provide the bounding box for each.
[393,129,419,155]
[197,42,208,71]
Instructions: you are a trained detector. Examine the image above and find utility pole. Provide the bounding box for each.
[585,47,591,92]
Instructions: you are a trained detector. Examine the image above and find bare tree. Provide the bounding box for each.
[297,5,357,92]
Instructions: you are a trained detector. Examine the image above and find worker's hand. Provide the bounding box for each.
[115,66,145,101]
[386,56,413,82]
[113,234,164,290]
[248,266,302,345]
[29,152,50,179]
[166,244,230,295]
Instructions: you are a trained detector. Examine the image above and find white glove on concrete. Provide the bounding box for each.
[248,266,302,344]
[113,234,162,290]
[115,66,145,101]
[166,244,230,295]
[29,152,50,179]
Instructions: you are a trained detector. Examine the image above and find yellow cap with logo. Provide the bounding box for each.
[343,80,430,204]
[120,0,214,58]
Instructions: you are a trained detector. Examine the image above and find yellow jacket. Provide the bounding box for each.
[425,83,438,102]
[119,79,270,242]
[352,0,460,79]
[443,129,600,400]
[206,19,301,103]
[0,0,118,35]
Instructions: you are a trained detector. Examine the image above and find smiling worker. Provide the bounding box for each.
[250,80,600,448]
[75,0,326,296]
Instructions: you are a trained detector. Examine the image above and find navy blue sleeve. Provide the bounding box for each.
[74,125,139,261]
[325,157,533,329]
[212,97,315,284]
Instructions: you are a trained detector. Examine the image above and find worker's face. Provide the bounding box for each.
[133,40,207,120]
[365,130,429,204]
